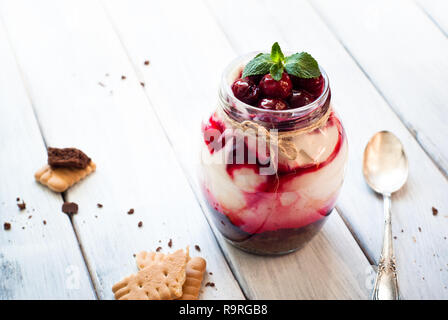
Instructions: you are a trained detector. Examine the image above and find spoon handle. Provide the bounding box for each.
[372,194,400,300]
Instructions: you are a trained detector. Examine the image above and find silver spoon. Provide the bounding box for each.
[363,131,408,300]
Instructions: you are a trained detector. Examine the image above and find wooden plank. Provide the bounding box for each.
[206,0,448,298]
[416,0,448,36]
[103,0,373,299]
[0,20,95,299]
[311,0,448,178]
[0,0,244,300]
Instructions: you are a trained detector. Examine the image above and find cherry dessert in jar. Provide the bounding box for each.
[200,44,348,254]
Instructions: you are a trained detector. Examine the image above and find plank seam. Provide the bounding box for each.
[307,0,448,181]
[414,0,448,38]
[0,13,99,300]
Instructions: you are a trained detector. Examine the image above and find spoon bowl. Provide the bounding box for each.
[363,131,408,195]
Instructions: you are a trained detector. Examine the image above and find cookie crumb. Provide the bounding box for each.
[28,215,32,219]
[401,229,404,233]
[140,82,145,87]
[138,221,143,228]
[17,201,26,211]
[209,272,213,275]
[418,227,422,232]
[156,247,162,252]
[144,60,150,66]
[43,220,47,225]
[205,282,215,287]
[128,208,134,215]
[121,75,126,80]
[168,239,173,248]
[98,82,105,87]
[133,253,136,258]
[22,226,25,230]
[97,203,103,208]
[194,245,201,252]
[393,236,397,240]
[16,197,20,201]
[432,207,438,216]
[62,202,78,215]
[4,222,11,230]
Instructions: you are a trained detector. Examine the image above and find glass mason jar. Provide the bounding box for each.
[200,53,348,254]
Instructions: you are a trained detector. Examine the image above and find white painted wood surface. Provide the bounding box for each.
[0,0,447,299]
[0,21,95,299]
[0,0,243,300]
[416,0,448,36]
[312,0,448,178]
[206,0,448,299]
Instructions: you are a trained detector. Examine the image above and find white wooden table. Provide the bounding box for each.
[1,0,447,300]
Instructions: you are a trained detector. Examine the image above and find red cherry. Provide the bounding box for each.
[291,74,324,96]
[288,90,315,108]
[231,78,260,105]
[259,73,292,99]
[258,98,289,110]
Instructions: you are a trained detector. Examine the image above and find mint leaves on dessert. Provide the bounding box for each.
[242,42,321,81]
[284,52,320,79]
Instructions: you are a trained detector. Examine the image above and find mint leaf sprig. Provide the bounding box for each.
[242,42,321,81]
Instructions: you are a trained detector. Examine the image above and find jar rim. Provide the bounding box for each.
[220,51,330,118]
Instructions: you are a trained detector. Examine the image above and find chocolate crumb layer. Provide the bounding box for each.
[48,147,91,169]
[4,222,11,230]
[62,202,78,214]
[432,207,439,216]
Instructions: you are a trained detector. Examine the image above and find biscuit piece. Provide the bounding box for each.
[113,248,188,300]
[48,147,91,169]
[177,257,207,300]
[35,162,96,192]
[137,249,206,300]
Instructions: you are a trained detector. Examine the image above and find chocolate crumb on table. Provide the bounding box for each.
[418,227,422,232]
[121,75,126,80]
[156,247,162,252]
[168,239,173,248]
[432,207,439,216]
[209,272,213,275]
[17,201,26,211]
[128,208,134,215]
[4,222,11,230]
[16,197,20,201]
[43,220,47,225]
[140,82,145,87]
[97,203,103,208]
[194,245,201,252]
[144,60,150,66]
[205,282,215,287]
[138,221,143,228]
[62,202,79,215]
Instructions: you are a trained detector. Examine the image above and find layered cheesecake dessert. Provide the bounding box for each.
[200,43,348,254]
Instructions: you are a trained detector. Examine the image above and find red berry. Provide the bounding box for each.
[258,98,289,110]
[259,73,292,99]
[291,75,324,97]
[231,78,260,105]
[288,90,315,108]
